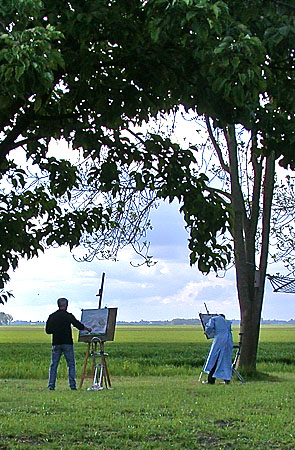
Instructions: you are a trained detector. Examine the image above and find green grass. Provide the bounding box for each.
[1,325,295,378]
[0,325,295,449]
[0,375,295,449]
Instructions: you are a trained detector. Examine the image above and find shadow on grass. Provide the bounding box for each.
[239,370,283,383]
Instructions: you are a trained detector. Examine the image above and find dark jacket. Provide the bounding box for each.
[46,309,85,345]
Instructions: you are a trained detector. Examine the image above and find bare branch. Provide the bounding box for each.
[248,133,263,234]
[205,116,230,174]
[206,185,232,202]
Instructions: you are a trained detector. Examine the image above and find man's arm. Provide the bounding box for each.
[45,315,53,334]
[70,314,92,332]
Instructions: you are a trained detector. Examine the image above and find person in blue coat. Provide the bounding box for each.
[203,314,233,384]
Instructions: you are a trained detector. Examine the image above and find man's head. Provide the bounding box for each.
[219,313,225,319]
[57,298,68,310]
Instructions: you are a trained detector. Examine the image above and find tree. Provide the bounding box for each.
[0,312,13,325]
[196,118,275,371]
[141,0,295,372]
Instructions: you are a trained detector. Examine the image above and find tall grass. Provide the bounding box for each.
[1,325,295,379]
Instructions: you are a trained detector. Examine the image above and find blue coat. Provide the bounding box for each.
[204,315,233,381]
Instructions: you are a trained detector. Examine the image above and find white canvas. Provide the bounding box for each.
[79,308,109,336]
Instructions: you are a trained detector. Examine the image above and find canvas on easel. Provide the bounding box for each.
[78,307,117,342]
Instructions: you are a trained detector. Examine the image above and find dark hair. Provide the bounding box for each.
[57,298,68,308]
[219,314,225,319]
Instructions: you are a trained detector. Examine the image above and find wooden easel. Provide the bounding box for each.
[79,273,112,389]
[79,340,93,389]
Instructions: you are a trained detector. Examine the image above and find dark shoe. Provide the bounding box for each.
[71,387,77,390]
[48,387,55,390]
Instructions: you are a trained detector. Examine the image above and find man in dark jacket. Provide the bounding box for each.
[46,297,91,390]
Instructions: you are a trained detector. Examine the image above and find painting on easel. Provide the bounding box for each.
[78,307,117,342]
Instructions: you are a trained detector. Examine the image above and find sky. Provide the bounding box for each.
[2,114,295,324]
[2,198,295,324]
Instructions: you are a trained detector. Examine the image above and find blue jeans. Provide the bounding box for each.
[48,344,76,389]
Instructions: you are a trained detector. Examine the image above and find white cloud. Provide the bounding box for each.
[160,277,234,306]
[2,191,294,323]
[77,270,97,278]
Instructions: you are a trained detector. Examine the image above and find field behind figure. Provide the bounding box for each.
[0,325,295,449]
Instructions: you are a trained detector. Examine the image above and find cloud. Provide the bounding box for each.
[2,194,292,323]
[77,270,97,278]
[160,277,234,306]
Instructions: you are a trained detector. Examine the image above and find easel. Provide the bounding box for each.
[79,340,93,389]
[231,333,246,384]
[79,273,112,390]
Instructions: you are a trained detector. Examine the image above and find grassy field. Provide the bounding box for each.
[0,325,295,449]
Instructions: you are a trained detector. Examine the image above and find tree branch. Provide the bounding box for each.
[0,113,33,163]
[33,113,76,121]
[5,136,44,153]
[272,0,295,11]
[206,185,232,202]
[205,116,230,174]
[225,124,248,256]
[248,133,263,238]
[259,152,275,275]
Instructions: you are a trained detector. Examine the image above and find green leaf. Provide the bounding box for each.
[231,57,240,71]
[212,4,220,19]
[15,65,26,81]
[34,96,42,112]
[238,73,247,85]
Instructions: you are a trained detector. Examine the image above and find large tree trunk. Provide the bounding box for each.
[238,287,264,370]
[236,155,275,372]
[225,124,275,372]
[238,152,275,370]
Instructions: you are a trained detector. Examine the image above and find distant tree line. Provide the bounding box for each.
[117,318,294,326]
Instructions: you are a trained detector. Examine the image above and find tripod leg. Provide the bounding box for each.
[98,342,110,388]
[87,352,104,390]
[232,368,246,384]
[98,362,104,388]
[91,342,98,378]
[198,370,204,383]
[93,364,99,385]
